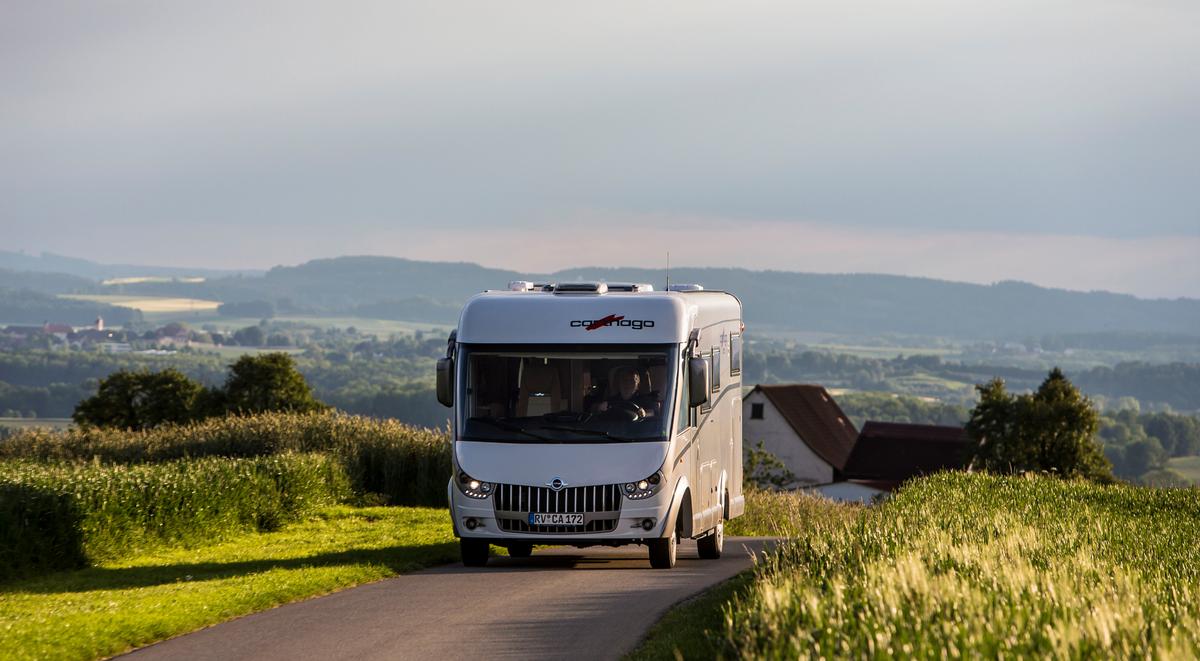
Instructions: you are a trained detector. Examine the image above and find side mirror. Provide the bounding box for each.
[688,357,709,409]
[436,357,455,408]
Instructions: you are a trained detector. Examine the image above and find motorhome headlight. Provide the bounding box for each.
[456,471,494,499]
[624,471,664,500]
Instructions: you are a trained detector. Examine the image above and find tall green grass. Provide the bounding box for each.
[723,473,1200,658]
[0,454,350,580]
[0,411,451,506]
[727,488,861,539]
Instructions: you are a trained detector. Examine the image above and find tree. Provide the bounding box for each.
[1122,438,1166,478]
[73,368,204,430]
[233,326,265,347]
[266,333,291,347]
[221,353,326,415]
[965,368,1112,482]
[743,441,798,489]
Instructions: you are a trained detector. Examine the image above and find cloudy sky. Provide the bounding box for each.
[3,1,1198,297]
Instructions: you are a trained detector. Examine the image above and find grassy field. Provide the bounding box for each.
[807,342,957,360]
[58,294,222,313]
[0,506,459,661]
[202,344,306,358]
[721,473,1200,658]
[1167,456,1200,484]
[633,476,1200,659]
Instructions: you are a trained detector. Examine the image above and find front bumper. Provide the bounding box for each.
[450,482,672,542]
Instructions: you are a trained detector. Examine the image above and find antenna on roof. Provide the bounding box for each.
[665,251,670,292]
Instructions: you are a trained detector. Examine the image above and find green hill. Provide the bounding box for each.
[4,254,1199,340]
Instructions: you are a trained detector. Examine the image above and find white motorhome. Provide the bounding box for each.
[437,281,745,568]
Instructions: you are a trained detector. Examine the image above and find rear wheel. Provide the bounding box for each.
[649,525,679,569]
[461,539,490,567]
[506,542,533,558]
[697,521,724,559]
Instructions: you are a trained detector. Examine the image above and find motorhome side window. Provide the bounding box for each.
[730,334,742,375]
[460,346,680,443]
[700,352,713,413]
[712,348,721,393]
[676,356,691,434]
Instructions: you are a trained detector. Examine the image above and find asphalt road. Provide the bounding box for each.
[122,537,774,661]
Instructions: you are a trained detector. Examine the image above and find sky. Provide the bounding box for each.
[2,1,1198,298]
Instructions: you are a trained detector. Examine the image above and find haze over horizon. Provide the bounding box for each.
[4,1,1198,298]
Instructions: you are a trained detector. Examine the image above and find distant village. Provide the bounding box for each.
[0,317,289,354]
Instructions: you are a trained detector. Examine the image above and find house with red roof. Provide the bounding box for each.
[742,384,859,486]
[813,421,973,502]
[744,384,974,502]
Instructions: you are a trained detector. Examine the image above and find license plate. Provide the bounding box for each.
[529,512,583,526]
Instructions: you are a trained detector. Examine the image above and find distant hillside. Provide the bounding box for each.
[554,266,1200,339]
[4,254,1199,340]
[0,288,142,326]
[237,257,1200,338]
[0,268,99,295]
[0,251,262,281]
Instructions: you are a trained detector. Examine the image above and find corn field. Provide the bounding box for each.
[0,411,452,506]
[0,412,452,580]
[0,453,350,580]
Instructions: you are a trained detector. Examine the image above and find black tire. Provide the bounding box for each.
[697,521,724,559]
[507,542,533,558]
[461,538,490,567]
[649,527,678,569]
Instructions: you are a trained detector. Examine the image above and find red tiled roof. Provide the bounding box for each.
[842,421,971,480]
[752,384,859,470]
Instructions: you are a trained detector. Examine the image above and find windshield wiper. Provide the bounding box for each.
[537,425,644,443]
[467,418,556,443]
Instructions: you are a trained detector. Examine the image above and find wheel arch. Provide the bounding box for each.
[664,477,694,539]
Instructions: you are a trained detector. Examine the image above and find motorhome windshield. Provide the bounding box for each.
[460,345,679,443]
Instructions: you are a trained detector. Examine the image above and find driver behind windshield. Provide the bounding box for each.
[594,366,660,418]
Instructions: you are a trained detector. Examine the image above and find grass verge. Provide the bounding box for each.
[628,489,859,660]
[0,505,458,661]
[624,570,755,661]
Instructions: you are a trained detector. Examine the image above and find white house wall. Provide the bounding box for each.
[809,481,887,504]
[742,391,834,485]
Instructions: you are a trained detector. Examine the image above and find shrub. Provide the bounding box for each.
[0,453,350,580]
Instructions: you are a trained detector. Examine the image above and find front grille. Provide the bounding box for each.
[494,483,622,534]
[495,483,622,513]
[498,518,618,534]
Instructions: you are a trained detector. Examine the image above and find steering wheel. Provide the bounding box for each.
[604,400,645,422]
